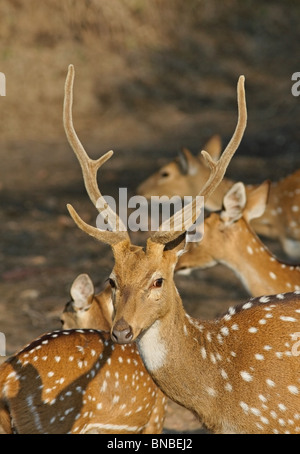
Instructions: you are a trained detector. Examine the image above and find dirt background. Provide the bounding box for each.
[1,0,300,434]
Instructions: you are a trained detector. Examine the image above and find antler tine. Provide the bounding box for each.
[64,64,129,246]
[199,75,246,200]
[151,75,247,244]
[64,64,110,208]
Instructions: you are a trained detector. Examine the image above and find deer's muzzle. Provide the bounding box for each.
[111,317,133,344]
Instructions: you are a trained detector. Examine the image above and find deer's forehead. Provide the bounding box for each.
[112,249,172,284]
[113,257,164,281]
[164,160,180,171]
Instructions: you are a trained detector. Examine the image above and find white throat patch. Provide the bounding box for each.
[138,320,166,372]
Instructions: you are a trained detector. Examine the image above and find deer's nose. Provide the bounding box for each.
[111,318,133,344]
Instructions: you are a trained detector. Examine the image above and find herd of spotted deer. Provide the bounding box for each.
[1,65,300,434]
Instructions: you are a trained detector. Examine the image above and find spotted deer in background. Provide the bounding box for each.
[176,181,300,297]
[138,133,300,259]
[64,65,300,434]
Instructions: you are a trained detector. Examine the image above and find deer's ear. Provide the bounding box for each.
[178,148,199,175]
[243,180,270,222]
[221,182,247,224]
[70,274,94,309]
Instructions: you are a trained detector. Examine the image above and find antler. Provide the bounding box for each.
[151,75,247,244]
[64,64,129,246]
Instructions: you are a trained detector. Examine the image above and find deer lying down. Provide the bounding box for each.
[0,274,166,434]
[176,181,300,297]
[137,134,300,260]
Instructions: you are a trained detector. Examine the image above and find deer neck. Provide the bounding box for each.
[136,292,230,431]
[249,183,280,239]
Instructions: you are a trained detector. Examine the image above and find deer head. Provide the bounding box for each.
[136,136,223,200]
[64,64,247,345]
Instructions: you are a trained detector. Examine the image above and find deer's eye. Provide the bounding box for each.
[160,171,169,178]
[152,278,164,288]
[108,278,116,289]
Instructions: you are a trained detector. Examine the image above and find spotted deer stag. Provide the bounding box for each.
[176,181,300,297]
[65,65,300,434]
[138,134,300,259]
[0,273,166,434]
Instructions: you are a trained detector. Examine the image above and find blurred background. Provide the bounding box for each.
[1,0,300,433]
